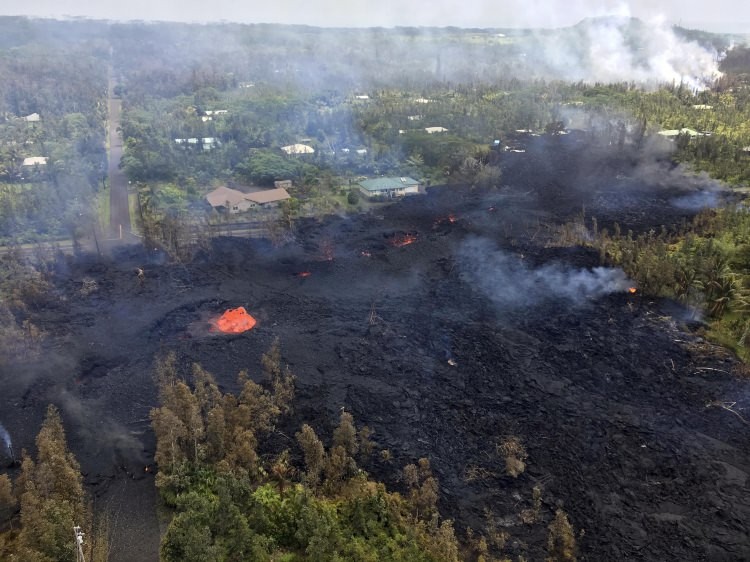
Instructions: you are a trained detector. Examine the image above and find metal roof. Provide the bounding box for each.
[359,177,418,191]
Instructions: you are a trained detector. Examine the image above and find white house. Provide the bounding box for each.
[425,126,449,134]
[22,156,48,166]
[657,128,701,139]
[23,113,40,122]
[281,143,315,155]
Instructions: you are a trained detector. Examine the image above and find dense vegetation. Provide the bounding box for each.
[149,343,463,561]
[0,405,107,562]
[560,206,750,362]
[0,33,108,244]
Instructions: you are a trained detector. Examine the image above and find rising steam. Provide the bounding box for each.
[0,422,12,457]
[458,237,632,308]
[530,15,722,89]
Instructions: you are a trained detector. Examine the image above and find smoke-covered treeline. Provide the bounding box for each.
[0,31,108,244]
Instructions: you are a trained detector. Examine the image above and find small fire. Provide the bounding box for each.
[434,214,458,228]
[389,233,418,247]
[210,307,257,334]
[297,271,312,278]
[628,287,637,294]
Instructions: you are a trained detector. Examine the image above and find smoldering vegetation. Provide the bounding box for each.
[458,236,632,309]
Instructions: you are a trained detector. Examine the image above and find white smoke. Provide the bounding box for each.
[458,237,632,308]
[534,14,722,89]
[0,422,12,456]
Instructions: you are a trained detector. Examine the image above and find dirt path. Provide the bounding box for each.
[107,73,133,242]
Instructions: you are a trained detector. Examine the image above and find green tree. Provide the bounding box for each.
[17,405,87,562]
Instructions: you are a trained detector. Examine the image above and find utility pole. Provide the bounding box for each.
[73,525,86,562]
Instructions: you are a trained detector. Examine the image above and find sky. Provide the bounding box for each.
[1,0,749,32]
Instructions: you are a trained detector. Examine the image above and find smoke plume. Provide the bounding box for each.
[0,422,12,456]
[458,237,632,308]
[529,15,722,89]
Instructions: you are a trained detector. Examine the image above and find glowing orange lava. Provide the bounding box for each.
[390,234,418,247]
[434,214,458,228]
[297,271,312,278]
[628,287,637,294]
[210,307,257,334]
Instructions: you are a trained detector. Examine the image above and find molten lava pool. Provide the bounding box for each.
[210,307,257,334]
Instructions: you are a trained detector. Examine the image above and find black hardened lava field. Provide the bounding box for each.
[3,135,750,561]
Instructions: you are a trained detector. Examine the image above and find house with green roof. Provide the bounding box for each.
[358,177,420,199]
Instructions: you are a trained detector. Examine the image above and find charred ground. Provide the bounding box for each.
[2,134,749,561]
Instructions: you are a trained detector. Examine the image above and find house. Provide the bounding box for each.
[22,156,48,166]
[174,138,218,150]
[425,126,448,134]
[359,177,419,199]
[281,143,315,155]
[245,188,290,207]
[23,113,40,122]
[657,128,701,139]
[354,94,370,100]
[407,115,422,121]
[414,98,432,104]
[206,186,253,213]
[692,104,713,110]
[274,180,293,189]
[206,186,290,214]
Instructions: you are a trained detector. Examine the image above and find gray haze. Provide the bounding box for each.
[1,0,749,31]
[458,237,633,309]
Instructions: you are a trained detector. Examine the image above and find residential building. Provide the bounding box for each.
[657,128,701,139]
[359,177,419,199]
[206,186,291,214]
[281,143,315,155]
[22,156,48,166]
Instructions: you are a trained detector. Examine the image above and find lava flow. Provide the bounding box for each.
[209,307,257,334]
[628,287,637,294]
[434,213,458,227]
[297,271,312,278]
[389,233,418,247]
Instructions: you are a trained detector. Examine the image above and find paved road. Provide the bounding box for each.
[107,74,133,241]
